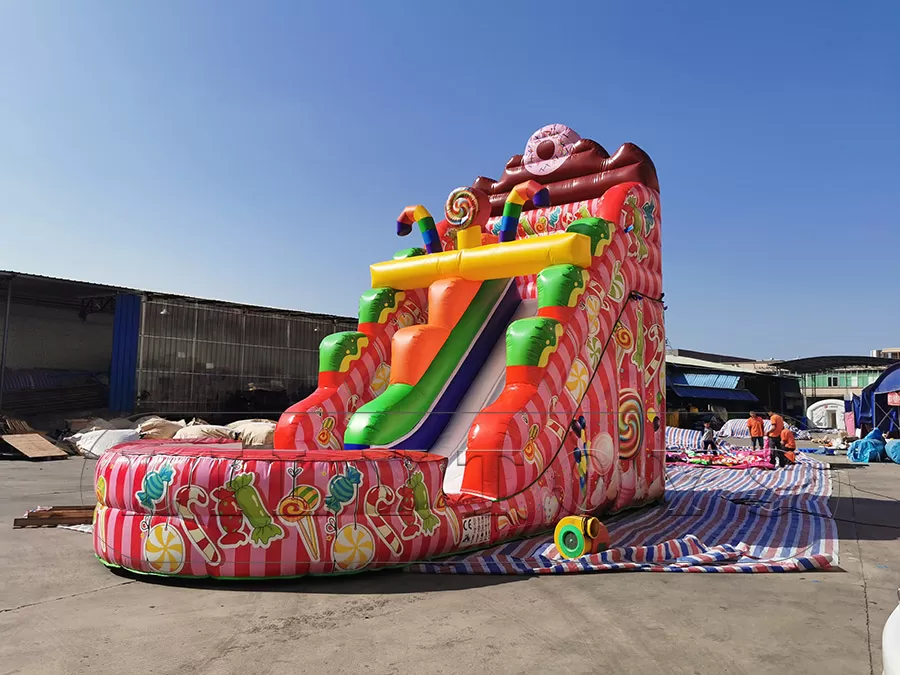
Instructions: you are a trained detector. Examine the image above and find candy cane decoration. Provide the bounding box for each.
[645,324,664,387]
[499,180,550,242]
[444,186,491,250]
[175,486,222,565]
[364,486,403,555]
[397,205,442,254]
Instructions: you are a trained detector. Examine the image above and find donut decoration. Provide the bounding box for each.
[522,124,581,176]
[144,522,185,574]
[565,358,590,404]
[332,523,375,571]
[499,180,551,243]
[617,388,644,460]
[397,204,442,254]
[444,187,490,249]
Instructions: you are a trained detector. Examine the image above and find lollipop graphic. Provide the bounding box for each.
[565,358,590,403]
[279,485,323,561]
[144,523,185,574]
[617,388,644,460]
[332,523,375,571]
[613,323,634,370]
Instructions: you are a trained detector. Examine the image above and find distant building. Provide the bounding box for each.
[0,271,357,418]
[872,348,900,360]
[665,353,804,428]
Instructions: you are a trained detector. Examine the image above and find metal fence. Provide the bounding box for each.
[135,297,356,415]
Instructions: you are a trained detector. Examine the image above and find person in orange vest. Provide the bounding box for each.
[747,412,765,450]
[767,410,785,465]
[778,427,797,466]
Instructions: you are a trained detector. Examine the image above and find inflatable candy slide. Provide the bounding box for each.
[94,124,666,577]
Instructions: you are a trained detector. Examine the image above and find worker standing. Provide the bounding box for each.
[778,427,797,467]
[747,412,765,450]
[767,410,785,465]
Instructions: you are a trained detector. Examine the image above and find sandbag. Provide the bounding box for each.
[847,429,887,463]
[66,429,140,459]
[886,439,900,465]
[173,424,239,441]
[234,421,276,447]
[137,416,186,439]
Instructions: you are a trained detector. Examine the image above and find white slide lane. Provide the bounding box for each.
[431,299,539,495]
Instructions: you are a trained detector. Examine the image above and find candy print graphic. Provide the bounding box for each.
[614,323,634,370]
[370,362,391,397]
[175,486,221,565]
[407,471,439,535]
[136,464,174,512]
[433,492,461,545]
[522,123,581,176]
[631,308,645,369]
[609,261,626,303]
[585,335,603,368]
[332,524,375,571]
[618,389,644,460]
[94,475,108,555]
[325,465,363,514]
[211,484,248,548]
[645,324,664,387]
[565,358,590,403]
[624,194,650,262]
[316,417,342,451]
[279,485,323,561]
[364,486,403,554]
[496,506,528,531]
[522,423,544,472]
[222,473,284,548]
[144,523,185,574]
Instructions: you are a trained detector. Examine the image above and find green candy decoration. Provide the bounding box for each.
[632,308,645,369]
[506,317,564,368]
[407,472,439,535]
[537,265,589,309]
[566,217,613,256]
[359,287,406,324]
[319,332,369,373]
[393,247,426,260]
[224,473,284,547]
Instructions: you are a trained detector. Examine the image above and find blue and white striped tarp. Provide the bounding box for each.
[666,426,703,449]
[410,455,837,574]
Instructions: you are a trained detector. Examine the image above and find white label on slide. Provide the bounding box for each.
[460,515,491,548]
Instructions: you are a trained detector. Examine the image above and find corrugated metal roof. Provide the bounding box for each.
[665,354,751,374]
[683,373,740,389]
[670,385,758,402]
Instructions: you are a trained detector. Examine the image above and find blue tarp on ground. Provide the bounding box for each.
[848,428,887,463]
[886,439,900,465]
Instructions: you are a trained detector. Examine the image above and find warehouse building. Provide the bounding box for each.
[0,271,356,418]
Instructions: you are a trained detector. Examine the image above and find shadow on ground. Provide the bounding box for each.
[108,565,528,594]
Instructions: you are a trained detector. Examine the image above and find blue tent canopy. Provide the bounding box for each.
[857,362,900,434]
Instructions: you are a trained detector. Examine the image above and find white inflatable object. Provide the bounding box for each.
[806,398,846,431]
[885,595,900,675]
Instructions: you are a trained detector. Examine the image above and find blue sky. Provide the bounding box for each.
[1,1,897,359]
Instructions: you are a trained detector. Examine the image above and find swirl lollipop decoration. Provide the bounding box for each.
[499,180,551,242]
[613,323,634,370]
[617,388,644,460]
[444,187,490,249]
[397,204,442,254]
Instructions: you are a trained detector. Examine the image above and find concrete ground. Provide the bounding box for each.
[1,454,898,675]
